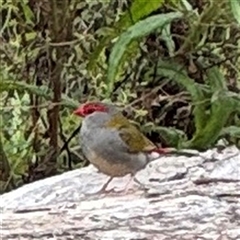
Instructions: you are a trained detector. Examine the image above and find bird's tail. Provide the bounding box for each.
[148,147,201,162]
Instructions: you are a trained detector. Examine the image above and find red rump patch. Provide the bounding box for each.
[151,148,171,154]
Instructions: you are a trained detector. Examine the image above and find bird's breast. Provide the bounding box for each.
[85,150,136,177]
[80,123,148,177]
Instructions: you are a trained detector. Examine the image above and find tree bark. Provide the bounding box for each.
[1,146,240,240]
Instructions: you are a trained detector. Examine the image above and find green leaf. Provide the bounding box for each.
[20,0,35,25]
[180,0,193,11]
[230,0,240,25]
[118,0,164,27]
[182,67,239,149]
[220,126,240,138]
[155,126,187,148]
[206,67,227,91]
[0,80,79,109]
[155,63,239,149]
[107,12,183,96]
[161,23,176,57]
[156,61,210,133]
[87,36,112,73]
[88,0,164,74]
[183,90,234,149]
[25,32,37,41]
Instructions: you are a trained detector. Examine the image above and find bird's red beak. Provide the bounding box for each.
[73,106,84,117]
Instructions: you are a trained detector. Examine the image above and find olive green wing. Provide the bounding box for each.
[106,113,156,153]
[119,126,156,153]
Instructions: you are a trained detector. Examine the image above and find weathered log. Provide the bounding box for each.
[1,146,240,240]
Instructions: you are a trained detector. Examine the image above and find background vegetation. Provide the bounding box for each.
[1,0,240,193]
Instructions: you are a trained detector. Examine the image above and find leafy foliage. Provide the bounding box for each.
[0,0,239,193]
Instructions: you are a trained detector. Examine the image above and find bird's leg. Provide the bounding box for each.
[113,174,147,193]
[133,176,149,191]
[96,174,148,195]
[98,175,135,194]
[99,175,133,194]
[95,176,114,194]
[84,177,114,196]
[115,174,135,193]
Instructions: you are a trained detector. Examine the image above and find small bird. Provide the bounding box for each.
[74,101,167,193]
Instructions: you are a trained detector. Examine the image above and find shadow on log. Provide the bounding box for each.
[1,146,240,240]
